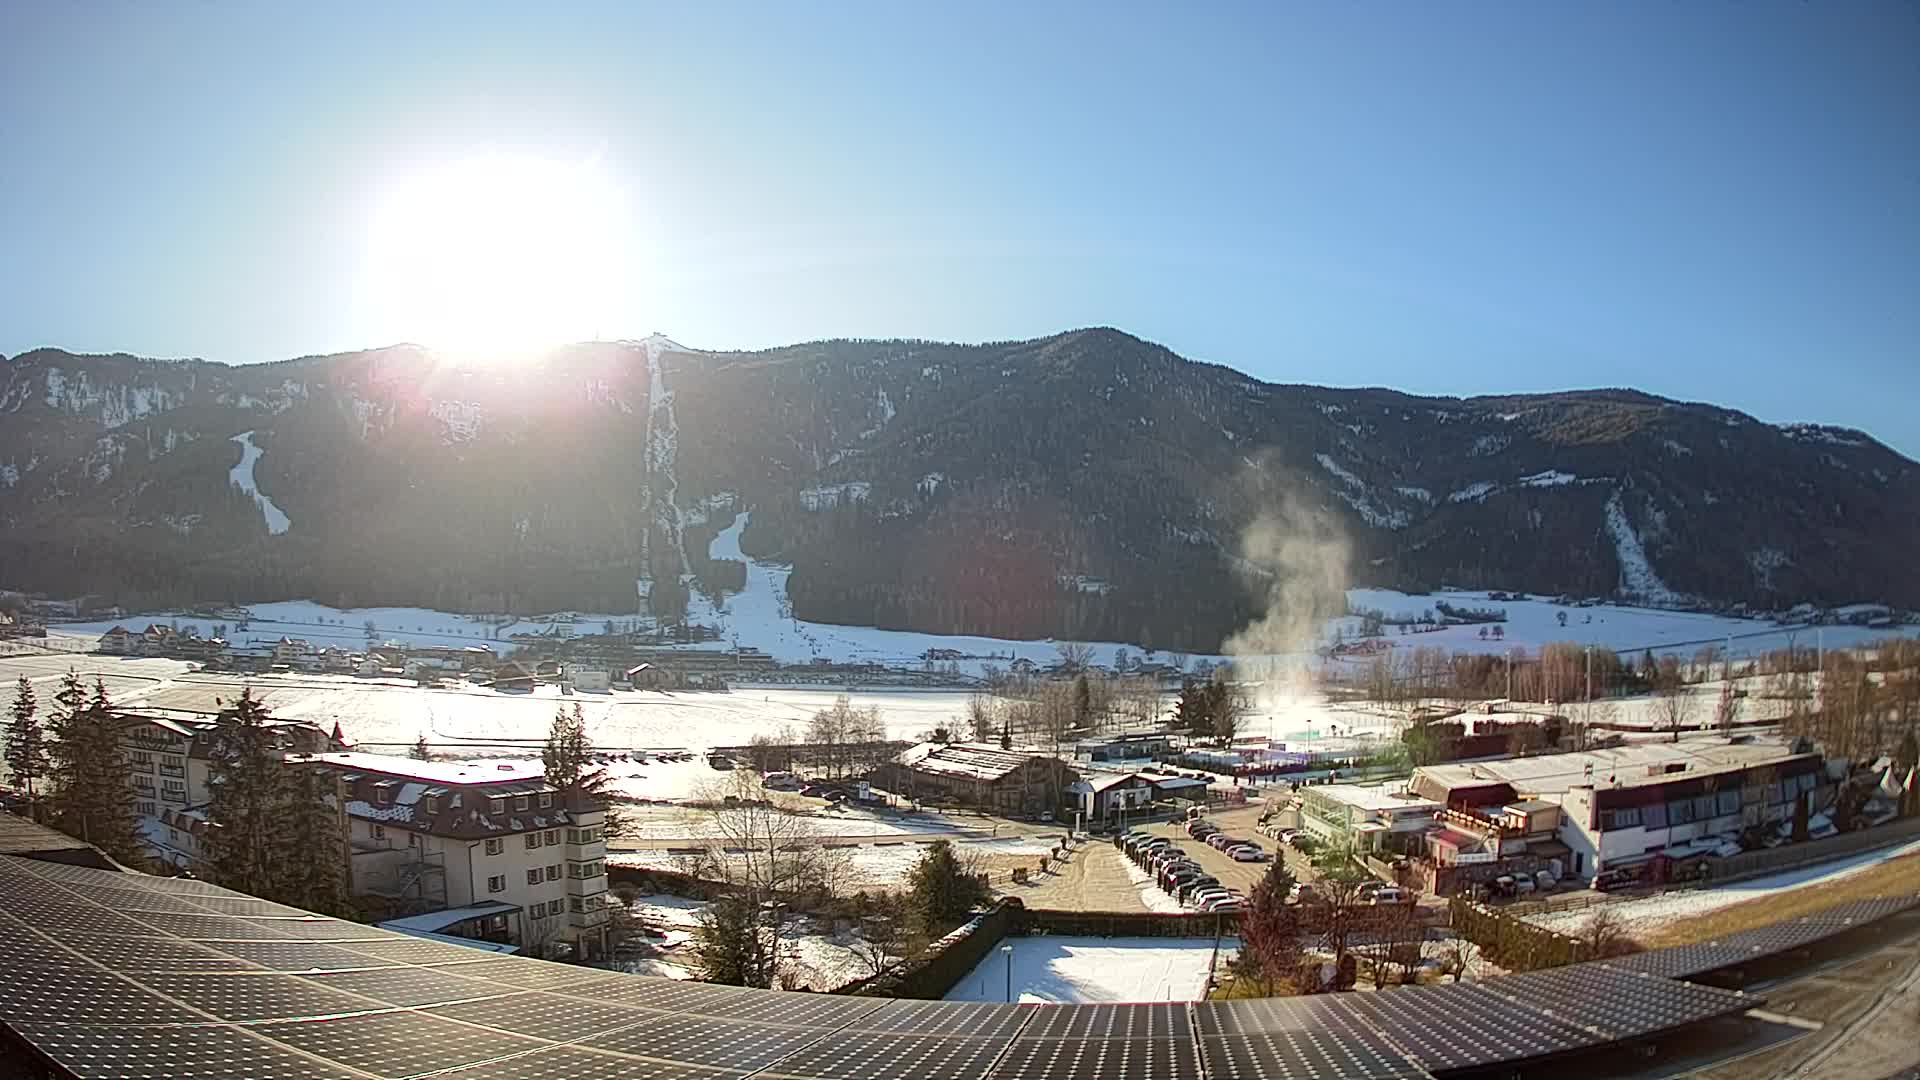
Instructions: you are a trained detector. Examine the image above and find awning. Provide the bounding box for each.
[377,901,520,934]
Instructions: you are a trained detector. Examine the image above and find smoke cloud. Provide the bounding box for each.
[1222,460,1353,684]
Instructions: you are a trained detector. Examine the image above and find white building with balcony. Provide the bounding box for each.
[304,753,611,961]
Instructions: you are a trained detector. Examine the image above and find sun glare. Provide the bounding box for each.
[367,153,629,360]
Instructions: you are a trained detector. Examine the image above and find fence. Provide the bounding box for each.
[1015,909,1230,938]
[837,903,1017,999]
[1448,897,1588,971]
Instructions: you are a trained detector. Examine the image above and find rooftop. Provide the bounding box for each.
[304,751,547,786]
[1308,783,1443,814]
[377,900,520,935]
[0,813,120,870]
[1414,737,1813,797]
[895,742,1050,782]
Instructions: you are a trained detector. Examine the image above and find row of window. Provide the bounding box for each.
[524,830,562,850]
[484,828,600,856]
[526,865,562,885]
[1598,773,1820,832]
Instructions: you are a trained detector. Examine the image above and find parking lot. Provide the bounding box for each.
[1126,801,1318,909]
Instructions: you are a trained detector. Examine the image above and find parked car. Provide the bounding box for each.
[1207,834,1239,851]
[1163,868,1204,893]
[1176,877,1220,903]
[1591,868,1638,892]
[1187,888,1233,909]
[1200,894,1243,912]
[1368,887,1409,905]
[1287,883,1319,905]
[1228,845,1268,862]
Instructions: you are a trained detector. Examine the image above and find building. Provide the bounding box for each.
[564,661,611,691]
[114,708,341,870]
[1070,771,1157,826]
[99,625,135,655]
[1075,732,1175,762]
[306,753,611,960]
[1411,736,1830,880]
[1297,783,1443,852]
[877,743,1079,817]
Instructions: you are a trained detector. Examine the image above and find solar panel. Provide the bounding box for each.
[766,1031,1016,1080]
[1196,1030,1433,1080]
[990,1037,1201,1080]
[425,991,659,1040]
[429,1046,737,1080]
[1018,1003,1191,1041]
[305,965,526,1008]
[1603,943,1750,980]
[579,1014,831,1071]
[52,931,256,971]
[8,1022,363,1080]
[1482,963,1754,1041]
[1336,982,1593,1073]
[846,1000,1032,1039]
[135,971,391,1022]
[196,939,404,971]
[256,1010,551,1075]
[0,965,211,1027]
[339,936,505,965]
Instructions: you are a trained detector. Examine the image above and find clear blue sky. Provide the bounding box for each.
[3,3,1916,456]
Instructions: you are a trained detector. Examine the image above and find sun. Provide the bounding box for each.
[366,153,629,359]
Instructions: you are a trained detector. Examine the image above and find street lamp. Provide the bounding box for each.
[1002,944,1015,1002]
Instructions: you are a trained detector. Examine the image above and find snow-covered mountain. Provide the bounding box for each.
[3,329,1915,651]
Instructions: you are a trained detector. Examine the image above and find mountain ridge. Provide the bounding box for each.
[3,329,1914,650]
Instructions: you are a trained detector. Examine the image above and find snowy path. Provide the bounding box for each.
[1527,837,1920,936]
[229,431,290,534]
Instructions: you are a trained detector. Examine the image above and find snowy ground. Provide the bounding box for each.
[613,893,884,991]
[1121,857,1189,914]
[608,835,1058,886]
[1525,837,1920,937]
[943,936,1222,1003]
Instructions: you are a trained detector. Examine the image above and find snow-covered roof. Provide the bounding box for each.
[1414,737,1812,797]
[1307,783,1441,814]
[378,901,520,934]
[895,742,1050,782]
[306,752,545,786]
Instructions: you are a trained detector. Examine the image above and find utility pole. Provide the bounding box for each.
[1584,645,1593,750]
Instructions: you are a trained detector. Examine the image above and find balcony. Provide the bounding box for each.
[160,791,187,805]
[568,908,609,928]
[128,761,156,775]
[159,763,185,779]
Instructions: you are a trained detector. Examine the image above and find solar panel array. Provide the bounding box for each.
[1605,892,1920,981]
[0,854,1823,1080]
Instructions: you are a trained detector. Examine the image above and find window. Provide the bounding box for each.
[568,859,604,880]
[372,825,386,840]
[485,838,503,856]
[527,869,542,886]
[135,801,156,816]
[543,830,558,846]
[545,864,560,881]
[538,793,553,809]
[375,783,395,806]
[489,797,506,815]
[525,833,541,850]
[423,796,438,814]
[569,896,585,914]
[487,875,505,893]
[514,796,529,812]
[529,901,544,918]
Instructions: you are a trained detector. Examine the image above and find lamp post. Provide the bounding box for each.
[1002,944,1015,1002]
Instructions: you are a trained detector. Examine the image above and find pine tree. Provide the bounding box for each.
[4,675,49,812]
[272,759,350,915]
[202,688,285,898]
[1072,673,1092,730]
[904,839,988,932]
[45,672,142,864]
[410,733,431,761]
[1232,856,1302,996]
[543,703,619,836]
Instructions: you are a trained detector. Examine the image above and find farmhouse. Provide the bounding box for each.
[877,742,1079,817]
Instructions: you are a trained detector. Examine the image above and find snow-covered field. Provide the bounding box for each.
[608,834,1058,885]
[1336,589,1915,665]
[228,431,290,535]
[944,936,1221,1003]
[1526,837,1920,937]
[614,893,876,991]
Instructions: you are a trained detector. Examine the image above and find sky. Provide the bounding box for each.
[2,3,1917,457]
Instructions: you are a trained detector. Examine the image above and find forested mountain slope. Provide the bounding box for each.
[4,328,1913,651]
